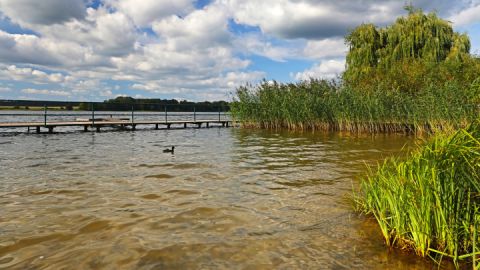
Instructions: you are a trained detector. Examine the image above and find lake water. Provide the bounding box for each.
[0,123,442,269]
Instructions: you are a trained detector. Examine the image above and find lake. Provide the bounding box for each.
[0,124,441,269]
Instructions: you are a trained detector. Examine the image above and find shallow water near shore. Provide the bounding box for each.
[0,127,445,269]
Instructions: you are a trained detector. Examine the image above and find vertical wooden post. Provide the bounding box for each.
[44,104,47,126]
[91,103,95,126]
[218,108,221,121]
[194,106,196,122]
[131,105,134,125]
[165,106,167,123]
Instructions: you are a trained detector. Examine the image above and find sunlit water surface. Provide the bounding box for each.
[0,127,441,269]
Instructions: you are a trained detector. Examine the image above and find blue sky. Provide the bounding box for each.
[0,0,479,101]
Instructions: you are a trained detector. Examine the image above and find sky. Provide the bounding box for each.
[0,0,479,102]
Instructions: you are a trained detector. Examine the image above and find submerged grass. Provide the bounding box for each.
[356,121,480,268]
[231,79,480,134]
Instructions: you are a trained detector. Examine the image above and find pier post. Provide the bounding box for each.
[165,106,167,123]
[36,126,40,133]
[132,124,136,131]
[184,122,187,128]
[131,105,134,125]
[207,122,210,128]
[194,107,196,122]
[91,103,95,126]
[155,124,159,130]
[96,126,101,132]
[84,125,88,132]
[48,126,54,133]
[44,105,47,126]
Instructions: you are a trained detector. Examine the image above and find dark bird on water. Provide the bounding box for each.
[163,146,175,153]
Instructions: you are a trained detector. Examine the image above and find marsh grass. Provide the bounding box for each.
[356,121,480,268]
[231,79,479,134]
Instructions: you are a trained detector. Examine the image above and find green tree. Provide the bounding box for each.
[344,7,473,91]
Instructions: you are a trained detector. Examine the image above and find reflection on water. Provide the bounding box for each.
[0,128,440,269]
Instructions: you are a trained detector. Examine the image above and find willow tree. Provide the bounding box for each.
[344,7,472,90]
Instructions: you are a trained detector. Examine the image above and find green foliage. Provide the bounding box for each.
[76,97,229,112]
[356,121,480,268]
[230,79,480,133]
[344,8,475,92]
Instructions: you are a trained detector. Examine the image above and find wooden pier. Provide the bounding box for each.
[0,119,232,133]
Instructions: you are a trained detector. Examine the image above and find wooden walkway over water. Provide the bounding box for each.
[0,119,232,133]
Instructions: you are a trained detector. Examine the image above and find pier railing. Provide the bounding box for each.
[0,103,231,125]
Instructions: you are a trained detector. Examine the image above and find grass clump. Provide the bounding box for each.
[356,121,480,268]
[230,78,480,133]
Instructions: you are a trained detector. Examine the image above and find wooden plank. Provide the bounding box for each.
[0,120,233,129]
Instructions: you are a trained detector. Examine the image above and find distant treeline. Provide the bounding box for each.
[0,99,80,109]
[0,97,230,112]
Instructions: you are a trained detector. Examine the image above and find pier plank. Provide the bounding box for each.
[0,119,233,133]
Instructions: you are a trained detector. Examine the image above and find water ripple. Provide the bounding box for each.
[0,127,439,269]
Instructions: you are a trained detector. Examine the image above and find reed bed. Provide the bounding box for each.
[356,121,480,268]
[230,79,480,134]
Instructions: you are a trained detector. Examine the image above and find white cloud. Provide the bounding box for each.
[100,90,113,97]
[21,88,70,96]
[234,33,296,61]
[294,59,345,80]
[218,0,474,39]
[2,65,66,83]
[152,5,231,51]
[105,0,194,26]
[303,38,347,59]
[0,30,108,67]
[449,4,480,26]
[30,7,137,57]
[219,0,403,39]
[0,0,85,26]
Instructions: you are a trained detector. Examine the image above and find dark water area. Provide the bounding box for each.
[0,127,443,269]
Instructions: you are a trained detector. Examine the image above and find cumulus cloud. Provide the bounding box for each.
[2,65,66,83]
[28,7,137,57]
[0,30,109,67]
[294,59,345,80]
[0,0,85,26]
[303,38,347,59]
[219,0,400,39]
[152,5,231,51]
[234,33,297,61]
[449,4,480,26]
[104,0,194,26]
[21,88,70,96]
[219,0,474,39]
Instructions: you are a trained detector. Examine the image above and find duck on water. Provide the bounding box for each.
[163,146,174,153]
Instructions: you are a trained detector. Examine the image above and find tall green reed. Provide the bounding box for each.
[356,121,480,268]
[231,78,480,133]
